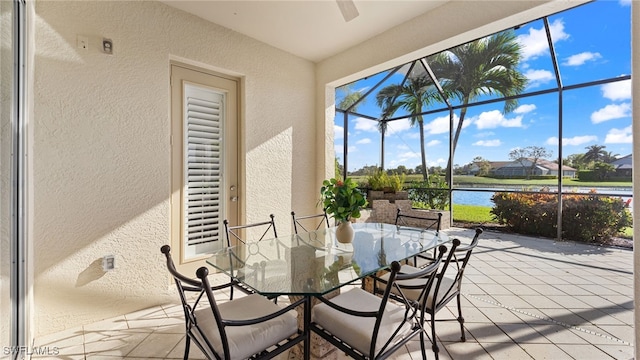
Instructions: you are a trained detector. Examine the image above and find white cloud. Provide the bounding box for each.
[426,140,441,147]
[398,152,419,159]
[563,52,602,66]
[601,80,631,101]
[514,104,537,114]
[473,140,502,147]
[474,131,495,138]
[385,118,413,135]
[517,19,569,61]
[524,69,554,88]
[334,125,343,139]
[473,110,524,129]
[353,117,378,132]
[424,113,463,135]
[544,137,557,145]
[591,103,631,123]
[356,138,371,145]
[546,135,598,146]
[605,126,632,144]
[390,152,420,167]
[428,158,447,166]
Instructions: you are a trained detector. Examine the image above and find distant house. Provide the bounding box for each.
[609,154,632,176]
[470,158,576,178]
[468,161,509,175]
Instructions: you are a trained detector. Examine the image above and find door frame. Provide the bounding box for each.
[169,61,242,275]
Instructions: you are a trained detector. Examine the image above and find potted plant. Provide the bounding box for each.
[366,169,408,203]
[320,177,367,243]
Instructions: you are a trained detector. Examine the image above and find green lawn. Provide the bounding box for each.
[451,204,494,224]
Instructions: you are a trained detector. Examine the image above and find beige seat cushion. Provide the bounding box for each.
[194,293,298,360]
[378,264,455,310]
[311,288,413,357]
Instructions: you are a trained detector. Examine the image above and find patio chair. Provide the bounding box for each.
[378,228,483,360]
[395,208,443,267]
[223,214,280,300]
[291,210,330,234]
[160,245,305,360]
[309,251,445,360]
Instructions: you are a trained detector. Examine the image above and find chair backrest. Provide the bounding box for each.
[429,228,483,311]
[291,210,330,234]
[395,208,442,232]
[161,245,219,357]
[371,248,446,357]
[223,214,278,247]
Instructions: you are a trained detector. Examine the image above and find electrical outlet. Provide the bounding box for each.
[77,35,89,50]
[102,255,115,271]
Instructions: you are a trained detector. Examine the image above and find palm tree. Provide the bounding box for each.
[375,75,439,181]
[601,151,620,164]
[583,145,608,163]
[427,30,528,181]
[336,83,365,111]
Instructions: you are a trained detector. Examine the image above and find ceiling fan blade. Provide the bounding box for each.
[336,0,359,22]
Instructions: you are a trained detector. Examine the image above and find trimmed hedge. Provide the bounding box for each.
[490,192,632,243]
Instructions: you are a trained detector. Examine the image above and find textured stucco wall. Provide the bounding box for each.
[33,0,314,336]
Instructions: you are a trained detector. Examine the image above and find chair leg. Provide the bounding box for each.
[456,293,465,342]
[431,313,439,360]
[419,331,428,360]
[183,336,191,360]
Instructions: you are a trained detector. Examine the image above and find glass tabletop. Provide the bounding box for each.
[206,222,449,296]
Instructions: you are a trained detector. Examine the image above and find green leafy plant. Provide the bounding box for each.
[366,169,406,192]
[367,169,388,191]
[491,191,632,243]
[408,176,449,210]
[320,177,367,222]
[389,172,406,192]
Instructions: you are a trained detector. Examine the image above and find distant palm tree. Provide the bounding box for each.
[336,84,365,111]
[376,75,439,181]
[427,30,528,181]
[583,145,608,163]
[602,151,620,163]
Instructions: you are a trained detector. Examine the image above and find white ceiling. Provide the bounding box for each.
[160,0,449,62]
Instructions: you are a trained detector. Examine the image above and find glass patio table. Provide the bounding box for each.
[206,222,449,297]
[206,222,449,359]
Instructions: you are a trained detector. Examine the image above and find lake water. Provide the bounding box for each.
[453,188,632,208]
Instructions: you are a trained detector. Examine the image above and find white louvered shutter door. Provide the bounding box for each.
[183,83,225,257]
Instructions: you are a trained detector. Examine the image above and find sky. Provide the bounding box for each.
[335,0,632,173]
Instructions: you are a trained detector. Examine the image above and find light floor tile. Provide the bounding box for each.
[30,229,636,360]
[556,344,614,360]
[126,332,184,358]
[518,343,571,359]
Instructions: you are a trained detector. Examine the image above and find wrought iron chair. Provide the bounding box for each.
[223,214,280,300]
[309,248,446,360]
[291,210,330,234]
[395,208,443,267]
[161,245,306,360]
[378,228,483,360]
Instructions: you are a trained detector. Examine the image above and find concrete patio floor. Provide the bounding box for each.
[33,228,635,359]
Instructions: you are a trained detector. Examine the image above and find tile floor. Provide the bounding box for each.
[32,228,635,359]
